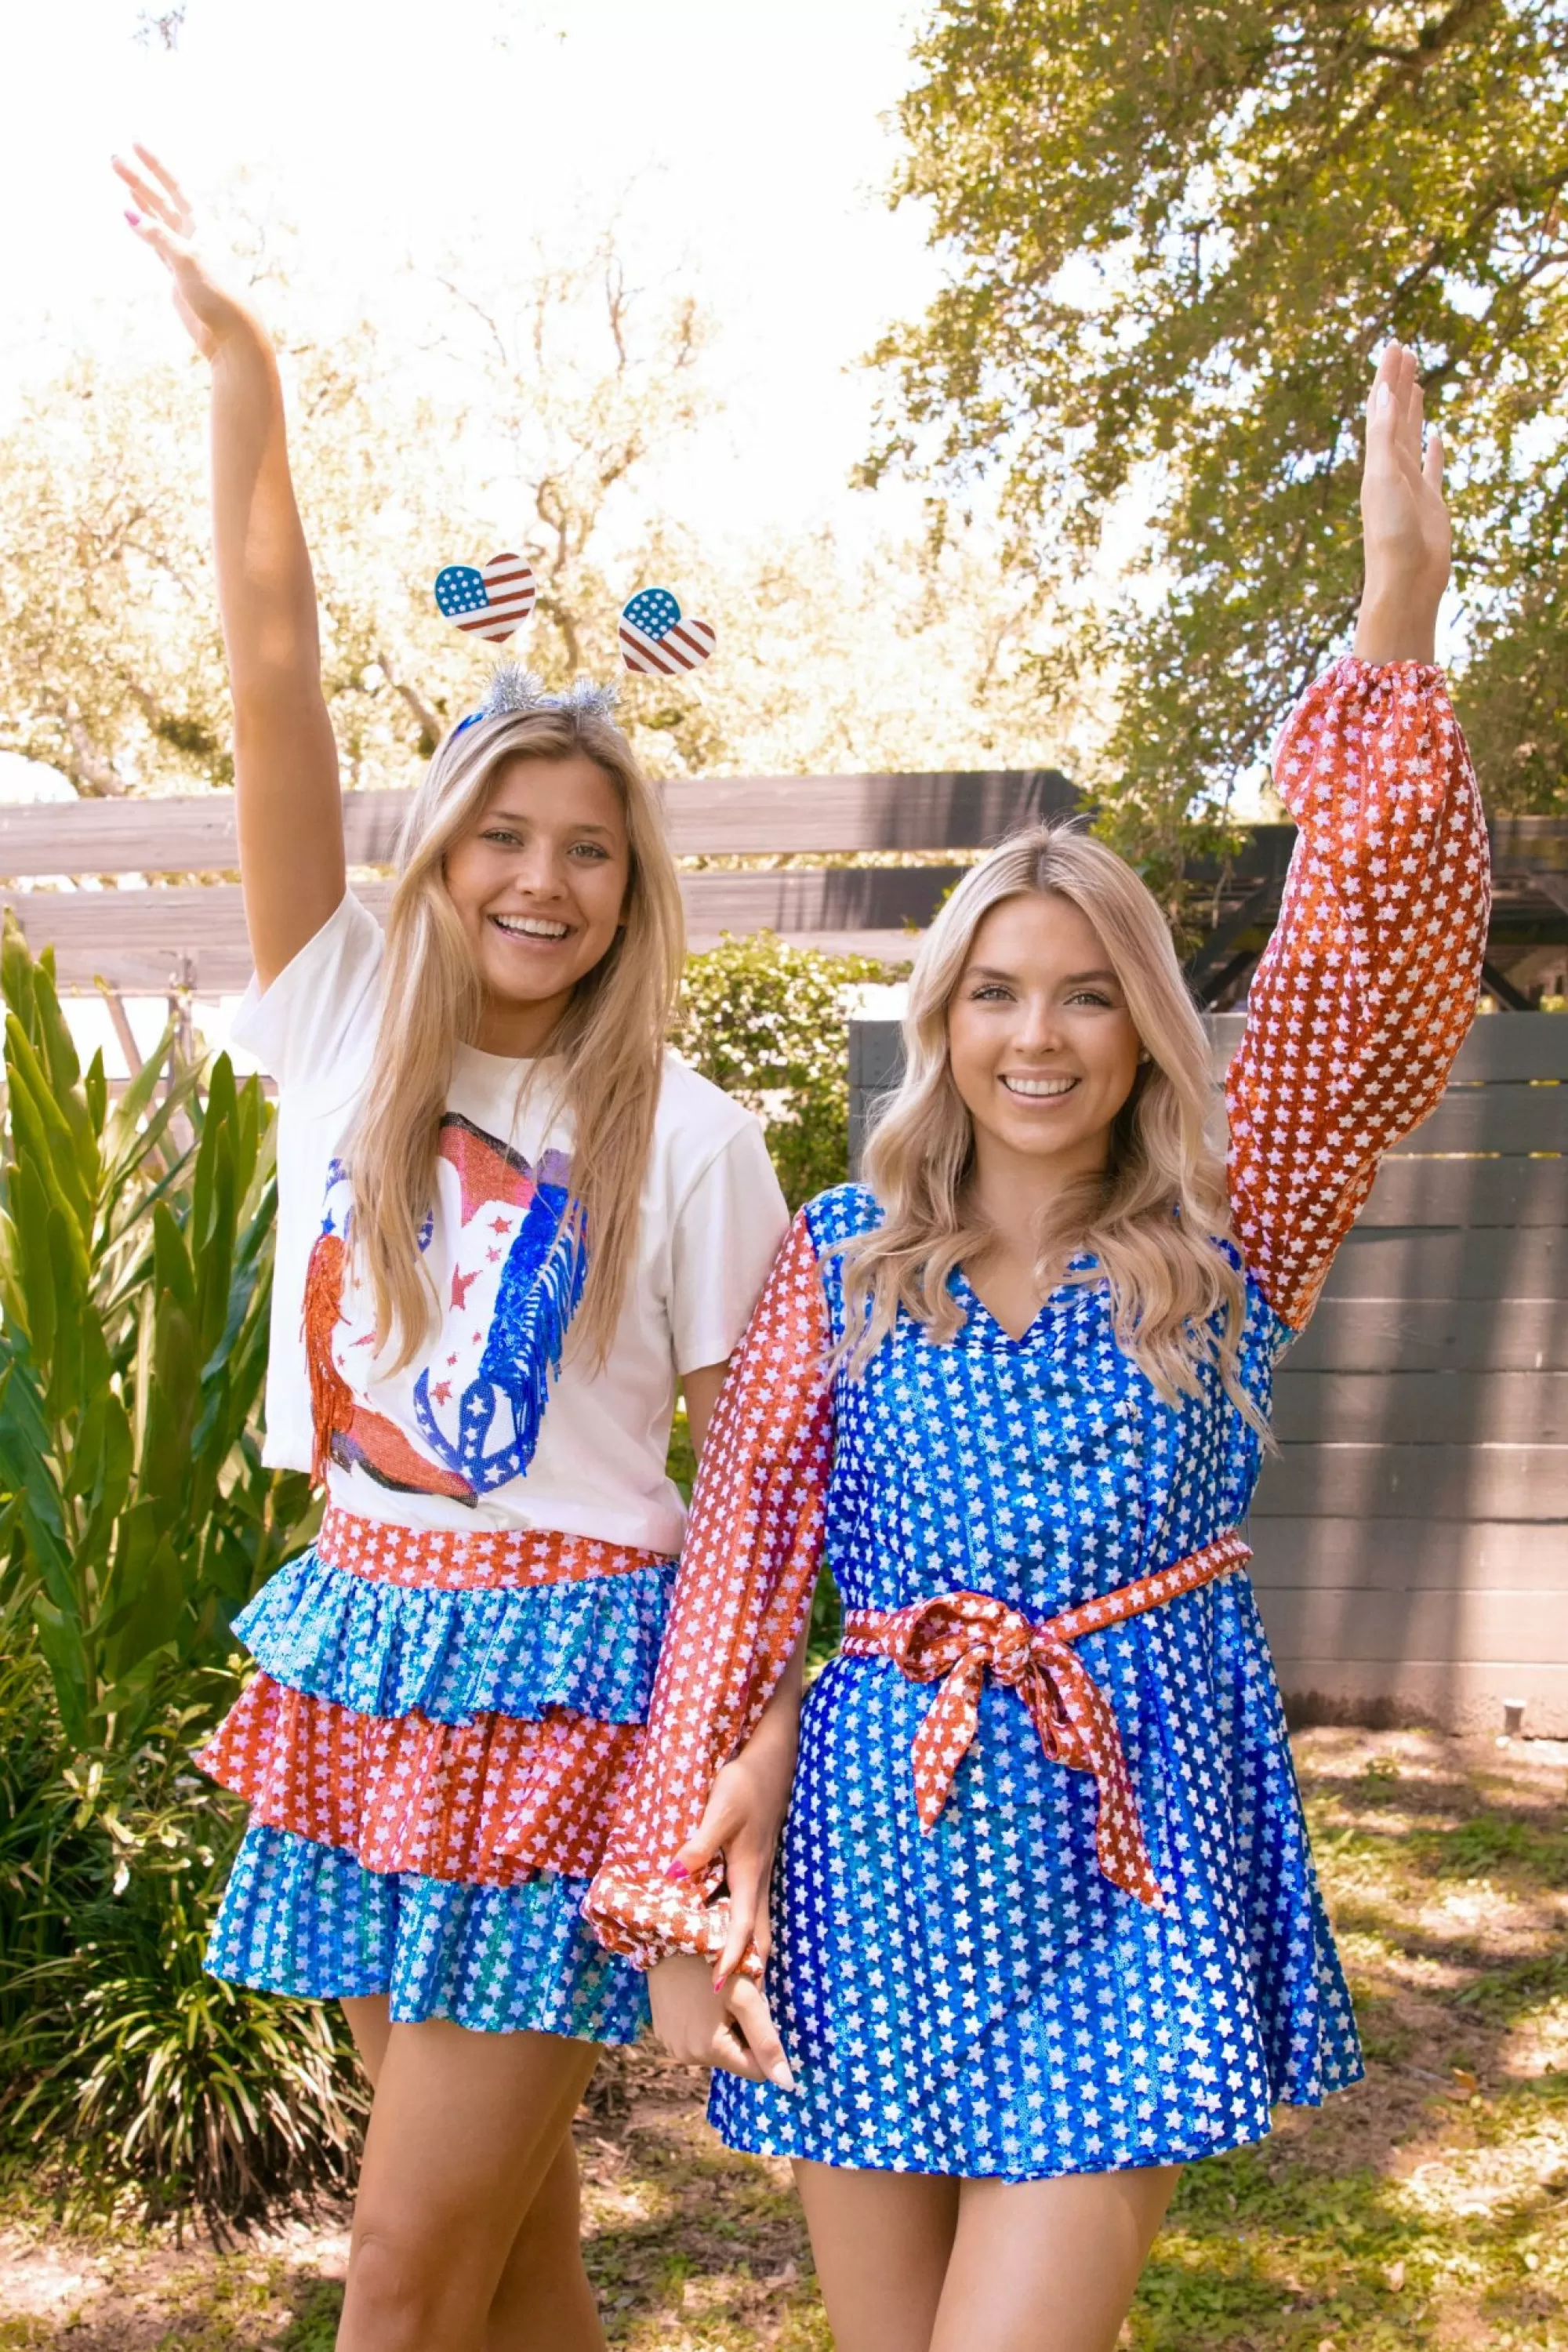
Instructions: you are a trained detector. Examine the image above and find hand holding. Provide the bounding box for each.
[114,145,264,365]
[648,1952,796,2090]
[667,1734,797,1995]
[1354,339,1450,666]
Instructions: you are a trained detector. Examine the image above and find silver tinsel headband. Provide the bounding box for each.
[452,662,621,740]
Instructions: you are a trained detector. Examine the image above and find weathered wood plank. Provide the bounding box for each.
[1248,1516,1568,1592]
[848,1020,906,1093]
[0,769,1075,877]
[1384,1086,1566,1155]
[682,866,960,933]
[1250,1443,1568,1519]
[861,1012,1568,1106]
[1257,1583,1568,1669]
[1285,1297,1568,1372]
[0,880,927,992]
[1353,1156,1568,1229]
[1316,1227,1568,1298]
[1207,1011,1568,1081]
[1271,1369,1568,1444]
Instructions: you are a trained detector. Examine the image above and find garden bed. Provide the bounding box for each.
[4,1726,1567,2351]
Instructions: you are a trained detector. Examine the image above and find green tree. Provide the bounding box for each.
[868,0,1568,887]
[0,234,725,803]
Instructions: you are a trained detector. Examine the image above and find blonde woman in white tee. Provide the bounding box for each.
[120,150,797,2352]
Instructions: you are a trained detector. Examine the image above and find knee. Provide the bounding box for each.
[340,2220,476,2352]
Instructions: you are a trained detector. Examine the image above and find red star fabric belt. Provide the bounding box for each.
[839,1529,1252,1907]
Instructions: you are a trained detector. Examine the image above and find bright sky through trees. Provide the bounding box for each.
[0,0,939,550]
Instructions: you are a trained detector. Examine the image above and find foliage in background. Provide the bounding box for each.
[0,916,309,1753]
[0,920,355,2225]
[675,931,895,1211]
[869,0,1568,890]
[0,218,1084,808]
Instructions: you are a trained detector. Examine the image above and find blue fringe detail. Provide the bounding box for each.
[208,1824,648,2042]
[412,1183,587,1497]
[233,1544,676,1726]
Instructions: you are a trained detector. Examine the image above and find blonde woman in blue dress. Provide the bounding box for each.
[588,343,1490,2350]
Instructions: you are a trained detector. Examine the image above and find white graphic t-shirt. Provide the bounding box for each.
[236,891,789,1553]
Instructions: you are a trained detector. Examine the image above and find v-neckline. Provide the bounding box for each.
[953,1258,1098,1348]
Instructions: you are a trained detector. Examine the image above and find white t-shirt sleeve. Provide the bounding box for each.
[230,890,384,1091]
[669,1120,790,1374]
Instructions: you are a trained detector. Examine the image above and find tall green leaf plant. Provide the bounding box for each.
[0,915,314,1752]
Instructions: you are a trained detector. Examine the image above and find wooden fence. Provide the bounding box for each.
[0,770,1076,990]
[2,780,1565,1002]
[850,1011,1568,1737]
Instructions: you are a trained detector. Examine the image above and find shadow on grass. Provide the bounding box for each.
[1120,1735,1568,2350]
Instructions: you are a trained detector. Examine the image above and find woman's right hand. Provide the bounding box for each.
[648,1953,796,2092]
[114,145,263,365]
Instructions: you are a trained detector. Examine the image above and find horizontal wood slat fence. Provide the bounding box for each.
[850,1009,1568,1737]
[6,775,1565,997]
[0,771,1075,989]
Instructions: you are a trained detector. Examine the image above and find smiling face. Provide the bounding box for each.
[441,751,631,1056]
[946,891,1145,1189]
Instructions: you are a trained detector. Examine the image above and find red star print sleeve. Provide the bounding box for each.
[1225,657,1490,1332]
[584,1210,834,1969]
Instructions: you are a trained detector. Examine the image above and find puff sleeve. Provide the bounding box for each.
[584,1210,834,1969]
[1225,658,1490,1331]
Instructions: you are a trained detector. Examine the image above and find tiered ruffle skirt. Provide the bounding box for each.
[201,1505,675,2040]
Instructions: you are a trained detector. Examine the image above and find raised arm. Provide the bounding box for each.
[584,1210,834,1973]
[116,147,343,986]
[1225,344,1490,1330]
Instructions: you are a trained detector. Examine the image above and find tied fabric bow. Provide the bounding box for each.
[840,1530,1250,1909]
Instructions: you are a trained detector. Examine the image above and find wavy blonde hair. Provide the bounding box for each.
[347,704,684,1371]
[842,823,1262,1425]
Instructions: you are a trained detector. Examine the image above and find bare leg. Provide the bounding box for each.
[342,1994,391,2084]
[338,1999,602,2351]
[483,2134,605,2352]
[793,2160,959,2352]
[335,2017,601,2352]
[931,2166,1179,2352]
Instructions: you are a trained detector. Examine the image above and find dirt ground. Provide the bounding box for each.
[4,1726,1568,2351]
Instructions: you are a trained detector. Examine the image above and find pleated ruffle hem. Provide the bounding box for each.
[200,1505,675,2038]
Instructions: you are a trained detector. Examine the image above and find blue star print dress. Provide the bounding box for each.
[586,659,1490,2176]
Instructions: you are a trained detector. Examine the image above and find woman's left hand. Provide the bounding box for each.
[1354,339,1450,666]
[668,1741,793,1994]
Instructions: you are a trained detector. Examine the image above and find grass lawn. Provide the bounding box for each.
[4,1726,1567,2350]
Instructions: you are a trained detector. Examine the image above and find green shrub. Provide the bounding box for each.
[0,916,316,1754]
[0,919,351,2224]
[7,1701,365,2231]
[676,931,893,1210]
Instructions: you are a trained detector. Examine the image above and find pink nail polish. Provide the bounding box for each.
[664,1860,688,1882]
[125,211,140,227]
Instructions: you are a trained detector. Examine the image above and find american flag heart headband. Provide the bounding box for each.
[434,551,717,733]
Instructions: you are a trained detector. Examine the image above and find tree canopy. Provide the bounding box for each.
[0,228,1077,809]
[869,0,1568,878]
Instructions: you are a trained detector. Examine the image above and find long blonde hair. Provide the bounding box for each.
[841,823,1262,1424]
[348,704,684,1370]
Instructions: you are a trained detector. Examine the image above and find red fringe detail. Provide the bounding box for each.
[303,1230,354,1489]
[198,1674,642,1886]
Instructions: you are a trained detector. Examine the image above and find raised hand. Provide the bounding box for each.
[1354,339,1450,666]
[113,144,260,362]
